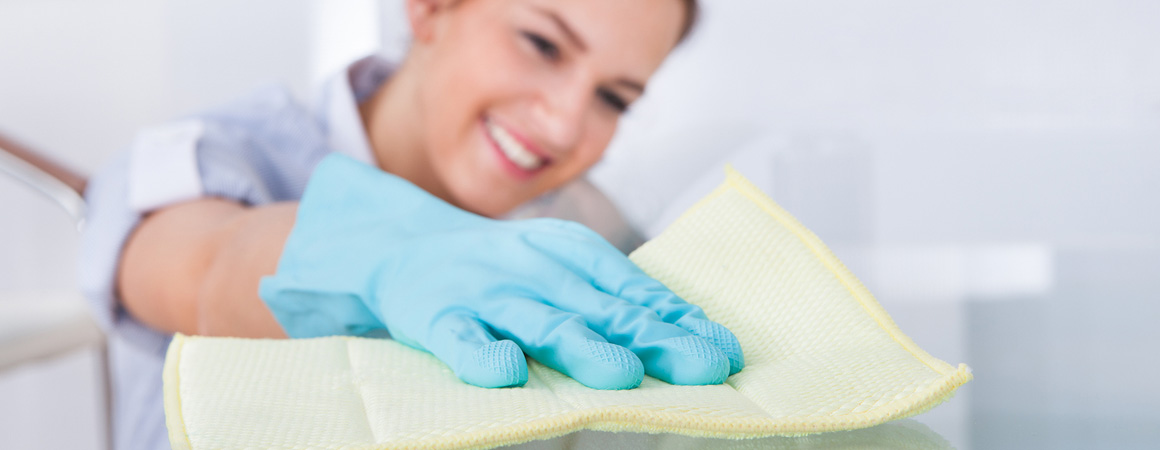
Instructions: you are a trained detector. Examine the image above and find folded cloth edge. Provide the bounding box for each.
[162,333,971,449]
[164,333,192,450]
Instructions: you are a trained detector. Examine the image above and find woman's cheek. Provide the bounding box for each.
[582,118,617,165]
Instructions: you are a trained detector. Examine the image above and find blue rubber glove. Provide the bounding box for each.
[260,154,743,389]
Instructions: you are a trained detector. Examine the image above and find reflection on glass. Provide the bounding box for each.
[504,419,952,450]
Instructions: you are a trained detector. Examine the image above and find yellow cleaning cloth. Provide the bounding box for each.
[163,168,971,450]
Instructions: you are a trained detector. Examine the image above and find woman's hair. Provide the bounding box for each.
[441,0,699,44]
[677,0,700,43]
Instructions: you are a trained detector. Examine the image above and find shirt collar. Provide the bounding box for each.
[316,55,395,167]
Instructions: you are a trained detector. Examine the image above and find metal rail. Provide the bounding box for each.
[0,132,87,229]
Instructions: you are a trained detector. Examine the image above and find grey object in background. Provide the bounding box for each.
[505,177,646,254]
[0,134,99,367]
[0,134,111,449]
[0,290,103,371]
[502,419,952,450]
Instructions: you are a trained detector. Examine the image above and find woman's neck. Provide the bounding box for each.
[358,63,454,204]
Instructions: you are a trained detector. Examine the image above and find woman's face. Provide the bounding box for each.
[409,0,686,217]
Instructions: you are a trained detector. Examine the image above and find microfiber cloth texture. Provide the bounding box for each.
[162,168,972,450]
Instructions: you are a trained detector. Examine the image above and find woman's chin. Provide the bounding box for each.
[442,151,564,218]
[450,185,526,218]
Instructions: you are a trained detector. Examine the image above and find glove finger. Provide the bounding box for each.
[423,310,527,388]
[673,317,744,375]
[524,232,744,374]
[538,278,731,385]
[479,297,643,390]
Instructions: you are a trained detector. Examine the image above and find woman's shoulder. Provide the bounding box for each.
[95,84,332,213]
[193,83,324,142]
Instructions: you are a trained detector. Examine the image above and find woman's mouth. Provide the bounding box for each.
[483,116,549,178]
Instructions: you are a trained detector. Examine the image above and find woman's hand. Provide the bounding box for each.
[260,154,744,389]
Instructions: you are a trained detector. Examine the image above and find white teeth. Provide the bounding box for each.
[486,118,545,171]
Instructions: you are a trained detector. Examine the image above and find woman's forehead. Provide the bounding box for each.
[512,0,685,76]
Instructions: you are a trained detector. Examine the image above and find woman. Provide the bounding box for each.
[81,1,742,449]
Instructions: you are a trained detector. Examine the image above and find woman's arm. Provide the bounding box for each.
[117,198,296,338]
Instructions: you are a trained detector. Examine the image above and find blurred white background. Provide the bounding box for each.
[1,1,1157,449]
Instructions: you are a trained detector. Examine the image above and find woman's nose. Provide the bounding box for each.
[533,77,591,153]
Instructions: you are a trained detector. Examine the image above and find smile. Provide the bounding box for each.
[484,117,548,172]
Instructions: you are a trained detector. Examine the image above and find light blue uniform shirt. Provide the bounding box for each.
[79,55,393,450]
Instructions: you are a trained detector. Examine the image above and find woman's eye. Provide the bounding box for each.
[522,31,560,61]
[598,89,629,113]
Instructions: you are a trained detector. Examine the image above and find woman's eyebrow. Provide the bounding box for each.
[532,6,587,52]
[615,79,646,94]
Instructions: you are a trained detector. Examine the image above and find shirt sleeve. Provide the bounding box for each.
[78,84,330,348]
